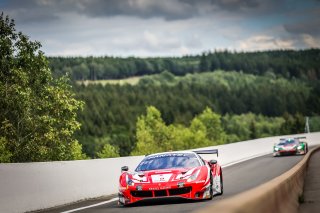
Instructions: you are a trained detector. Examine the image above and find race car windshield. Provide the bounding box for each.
[135,153,201,171]
[278,139,296,146]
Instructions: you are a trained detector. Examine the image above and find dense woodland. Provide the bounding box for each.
[2,13,319,162]
[49,49,320,80]
[47,50,320,158]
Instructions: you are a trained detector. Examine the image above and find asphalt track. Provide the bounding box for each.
[43,153,304,213]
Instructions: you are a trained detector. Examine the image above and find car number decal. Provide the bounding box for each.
[151,174,172,182]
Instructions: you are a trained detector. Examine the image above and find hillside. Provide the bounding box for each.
[49,49,320,81]
[73,70,320,157]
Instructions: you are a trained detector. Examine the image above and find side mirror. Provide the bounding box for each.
[121,166,129,172]
[209,160,217,165]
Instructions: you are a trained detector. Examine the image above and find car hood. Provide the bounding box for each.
[128,167,198,183]
[277,144,297,148]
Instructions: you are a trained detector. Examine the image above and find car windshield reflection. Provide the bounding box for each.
[135,153,200,171]
[278,139,297,146]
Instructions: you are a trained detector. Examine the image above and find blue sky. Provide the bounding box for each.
[1,0,319,57]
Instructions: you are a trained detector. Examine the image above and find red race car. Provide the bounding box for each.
[118,149,223,205]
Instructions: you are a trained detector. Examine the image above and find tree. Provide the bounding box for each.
[280,112,305,134]
[0,13,85,162]
[131,106,227,156]
[97,143,120,158]
[131,106,169,155]
[199,53,210,72]
[195,107,226,144]
[0,137,12,163]
[249,121,257,139]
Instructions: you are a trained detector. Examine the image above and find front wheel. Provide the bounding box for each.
[217,171,224,195]
[208,175,213,200]
[300,142,308,155]
[305,143,308,154]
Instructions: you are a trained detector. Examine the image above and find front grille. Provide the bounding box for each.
[131,191,153,197]
[154,190,167,197]
[169,187,192,196]
[130,187,192,198]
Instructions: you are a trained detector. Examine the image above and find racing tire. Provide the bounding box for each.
[217,171,224,195]
[118,193,128,206]
[300,142,308,155]
[304,145,306,154]
[208,175,213,200]
[305,143,308,154]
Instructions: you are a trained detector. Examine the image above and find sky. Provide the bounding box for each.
[1,0,320,57]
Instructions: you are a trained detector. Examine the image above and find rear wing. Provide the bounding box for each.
[193,149,219,157]
[279,136,306,140]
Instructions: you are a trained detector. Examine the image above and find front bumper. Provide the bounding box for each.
[273,148,304,156]
[118,180,210,205]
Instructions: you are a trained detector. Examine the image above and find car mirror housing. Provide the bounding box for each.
[209,160,217,165]
[121,166,129,172]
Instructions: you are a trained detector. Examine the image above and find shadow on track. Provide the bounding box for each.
[117,197,209,208]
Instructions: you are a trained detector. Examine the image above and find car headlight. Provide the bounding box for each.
[126,175,134,186]
[274,147,279,151]
[187,169,200,182]
[297,145,302,150]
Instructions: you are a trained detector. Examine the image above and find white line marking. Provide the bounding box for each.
[61,198,118,213]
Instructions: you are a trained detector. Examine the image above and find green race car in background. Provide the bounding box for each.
[273,137,308,157]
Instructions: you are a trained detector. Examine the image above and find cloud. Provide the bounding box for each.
[25,14,205,57]
[284,17,320,37]
[143,31,159,48]
[2,0,203,22]
[2,0,289,23]
[77,0,198,20]
[301,34,320,48]
[3,0,319,24]
[1,0,319,56]
[210,0,261,11]
[238,35,295,51]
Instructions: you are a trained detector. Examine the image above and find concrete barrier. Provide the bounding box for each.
[196,145,320,213]
[0,132,319,213]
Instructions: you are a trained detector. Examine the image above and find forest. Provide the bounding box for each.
[71,70,320,157]
[48,49,320,81]
[47,49,320,158]
[2,12,319,162]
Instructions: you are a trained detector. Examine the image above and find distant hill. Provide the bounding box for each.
[50,50,320,158]
[48,49,320,81]
[73,71,320,157]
